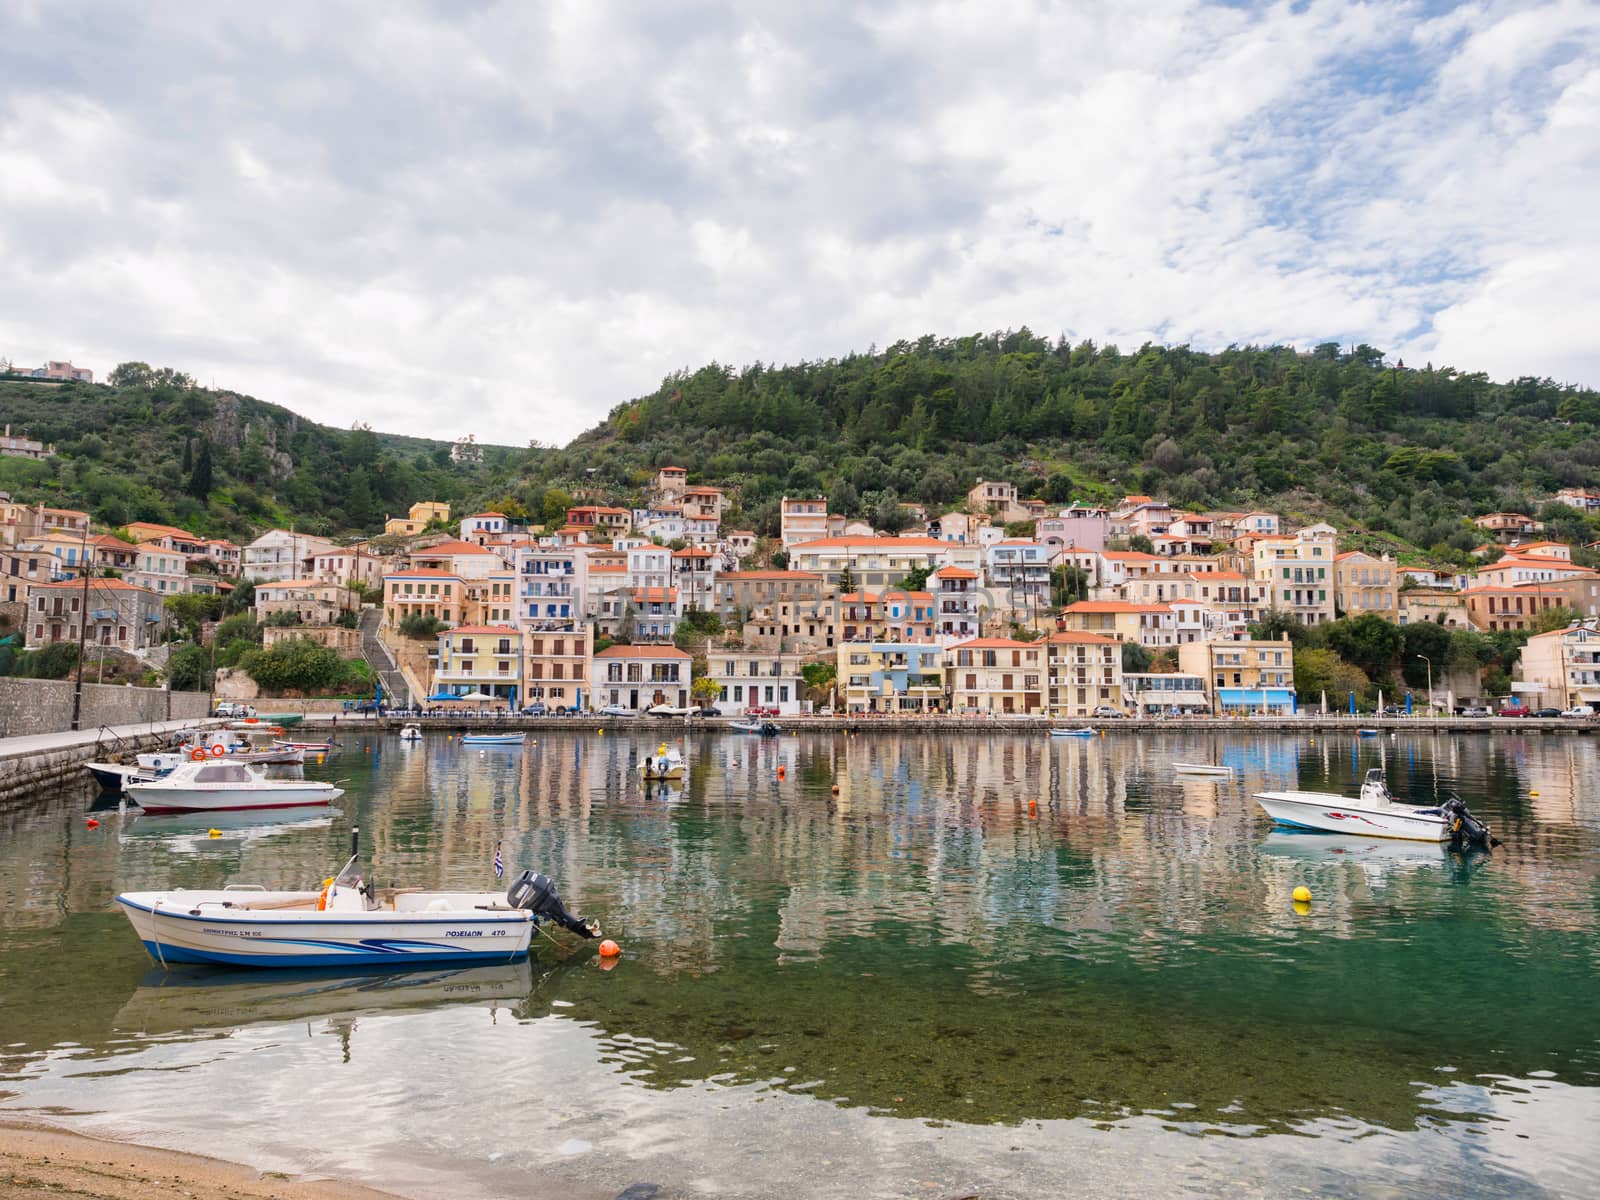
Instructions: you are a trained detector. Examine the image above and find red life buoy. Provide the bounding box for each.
[209,744,226,758]
[190,748,207,762]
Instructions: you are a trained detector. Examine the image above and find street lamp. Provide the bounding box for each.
[1415,653,1432,716]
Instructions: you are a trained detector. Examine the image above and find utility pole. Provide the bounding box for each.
[1416,654,1432,715]
[69,526,93,731]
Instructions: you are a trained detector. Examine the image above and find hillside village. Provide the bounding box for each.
[5,459,1600,717]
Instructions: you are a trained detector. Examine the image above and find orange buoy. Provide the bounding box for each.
[190,748,207,762]
[1028,798,1038,818]
[85,817,99,829]
[598,939,621,958]
[777,766,786,778]
[831,783,840,794]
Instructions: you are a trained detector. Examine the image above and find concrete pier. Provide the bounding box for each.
[0,719,224,805]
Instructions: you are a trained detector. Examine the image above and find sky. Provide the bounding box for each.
[1,0,1597,445]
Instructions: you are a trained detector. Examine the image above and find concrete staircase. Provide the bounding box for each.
[359,609,415,707]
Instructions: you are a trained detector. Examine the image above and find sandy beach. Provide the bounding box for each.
[0,1122,409,1200]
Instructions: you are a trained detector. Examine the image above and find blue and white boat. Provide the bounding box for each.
[1049,727,1097,738]
[116,829,598,969]
[460,732,525,746]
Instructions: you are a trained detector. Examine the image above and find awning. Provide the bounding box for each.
[1217,687,1296,708]
[90,608,118,621]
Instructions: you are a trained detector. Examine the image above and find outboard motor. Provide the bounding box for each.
[1438,795,1498,849]
[506,870,599,938]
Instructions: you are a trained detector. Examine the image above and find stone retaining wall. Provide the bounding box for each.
[0,678,212,738]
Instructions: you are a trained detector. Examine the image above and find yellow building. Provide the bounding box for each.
[1251,523,1336,625]
[433,625,522,706]
[945,637,1045,714]
[384,501,452,538]
[1044,631,1122,718]
[382,569,466,627]
[1334,551,1398,618]
[1517,622,1600,710]
[1177,637,1296,714]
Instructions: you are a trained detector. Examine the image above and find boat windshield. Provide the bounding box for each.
[193,764,256,783]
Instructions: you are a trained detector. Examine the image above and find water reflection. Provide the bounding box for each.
[2,730,1599,1177]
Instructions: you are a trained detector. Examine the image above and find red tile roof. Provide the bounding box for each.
[949,637,1044,650]
[412,539,498,555]
[594,644,691,659]
[447,625,521,636]
[1046,631,1118,645]
[384,568,465,579]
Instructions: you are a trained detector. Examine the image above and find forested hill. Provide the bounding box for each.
[0,368,528,542]
[534,332,1600,561]
[4,335,1599,561]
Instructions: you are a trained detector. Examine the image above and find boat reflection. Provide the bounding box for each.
[114,960,555,1036]
[115,807,336,852]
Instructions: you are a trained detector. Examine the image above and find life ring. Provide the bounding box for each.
[209,744,226,758]
[190,748,207,762]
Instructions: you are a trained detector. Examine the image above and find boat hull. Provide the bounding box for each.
[1050,728,1096,738]
[1256,791,1448,841]
[86,762,152,792]
[123,784,342,815]
[1173,763,1233,776]
[116,891,535,968]
[460,735,524,746]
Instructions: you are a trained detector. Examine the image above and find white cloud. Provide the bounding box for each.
[0,0,1596,442]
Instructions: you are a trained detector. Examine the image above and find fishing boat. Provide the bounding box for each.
[1255,769,1494,845]
[274,737,339,752]
[1049,727,1097,738]
[399,724,423,742]
[85,761,161,792]
[730,720,781,736]
[115,828,598,968]
[639,743,686,781]
[1173,762,1233,776]
[1357,728,1380,737]
[460,732,525,746]
[124,758,343,814]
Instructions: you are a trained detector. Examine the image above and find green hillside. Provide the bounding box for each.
[0,370,529,541]
[4,335,1599,568]
[521,333,1600,565]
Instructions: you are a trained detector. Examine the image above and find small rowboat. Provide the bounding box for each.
[460,732,525,746]
[1173,762,1233,776]
[274,738,339,752]
[1049,727,1097,738]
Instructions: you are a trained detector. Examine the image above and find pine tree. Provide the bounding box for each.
[181,438,193,475]
[187,439,213,499]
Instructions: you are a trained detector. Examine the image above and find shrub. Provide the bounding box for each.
[399,613,446,639]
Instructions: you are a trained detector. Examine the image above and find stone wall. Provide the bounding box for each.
[0,677,212,738]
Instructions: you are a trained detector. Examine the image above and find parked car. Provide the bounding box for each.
[1499,703,1530,717]
[520,702,548,716]
[817,706,835,716]
[214,702,255,718]
[1459,706,1492,718]
[1561,705,1596,718]
[598,703,631,717]
[1532,707,1563,718]
[1092,706,1126,719]
[1379,705,1407,717]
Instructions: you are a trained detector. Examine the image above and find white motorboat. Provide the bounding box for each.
[639,743,686,780]
[124,758,343,814]
[730,720,781,736]
[1256,769,1494,845]
[86,761,162,792]
[1050,727,1097,738]
[399,724,423,742]
[1173,762,1233,776]
[115,829,599,969]
[460,732,525,746]
[647,704,693,717]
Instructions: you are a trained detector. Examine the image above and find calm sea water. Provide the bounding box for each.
[2,728,1598,1199]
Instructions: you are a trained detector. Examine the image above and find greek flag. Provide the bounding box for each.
[493,841,504,879]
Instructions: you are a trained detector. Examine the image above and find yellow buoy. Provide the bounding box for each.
[1293,899,1312,916]
[1292,885,1312,903]
[208,828,222,838]
[1529,790,1539,797]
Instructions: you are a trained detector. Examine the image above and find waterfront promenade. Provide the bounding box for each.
[0,717,223,804]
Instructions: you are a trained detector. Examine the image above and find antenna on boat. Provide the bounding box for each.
[351,825,360,859]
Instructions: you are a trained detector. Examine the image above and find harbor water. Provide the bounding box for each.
[2,728,1598,1198]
